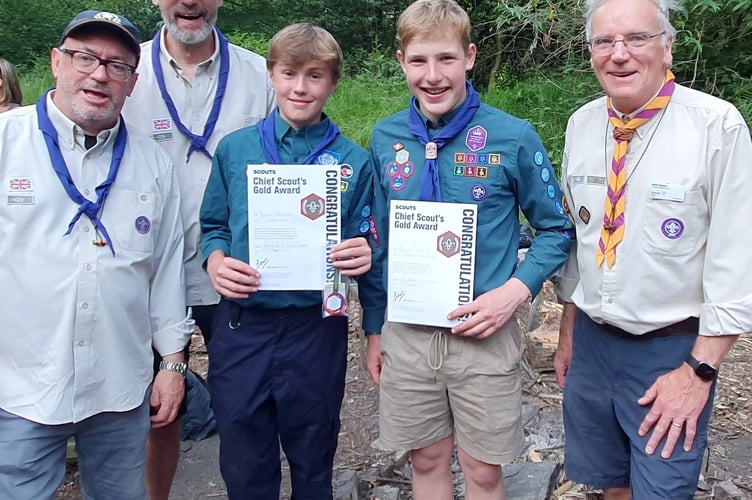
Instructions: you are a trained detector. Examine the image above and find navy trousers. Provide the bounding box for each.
[207,299,348,499]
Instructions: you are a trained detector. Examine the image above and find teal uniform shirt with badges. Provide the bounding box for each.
[200,111,379,315]
[369,94,574,330]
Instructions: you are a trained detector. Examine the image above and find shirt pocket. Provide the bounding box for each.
[641,190,707,257]
[106,190,157,254]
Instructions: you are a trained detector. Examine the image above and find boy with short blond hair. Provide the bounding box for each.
[365,0,574,498]
[200,23,379,499]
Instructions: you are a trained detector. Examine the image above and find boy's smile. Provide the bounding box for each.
[398,34,476,123]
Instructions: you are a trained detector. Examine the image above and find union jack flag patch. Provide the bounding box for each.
[152,119,172,131]
[9,178,32,191]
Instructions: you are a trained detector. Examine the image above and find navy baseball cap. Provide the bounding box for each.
[60,10,141,61]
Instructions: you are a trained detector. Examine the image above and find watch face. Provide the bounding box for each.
[696,362,717,381]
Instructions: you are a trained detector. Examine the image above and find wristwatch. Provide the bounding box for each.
[685,354,717,382]
[159,360,187,377]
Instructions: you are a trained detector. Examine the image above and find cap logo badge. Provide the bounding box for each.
[94,12,123,25]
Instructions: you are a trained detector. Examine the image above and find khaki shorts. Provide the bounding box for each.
[378,320,524,464]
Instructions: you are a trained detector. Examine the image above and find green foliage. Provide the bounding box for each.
[346,44,403,79]
[19,57,55,105]
[225,31,270,56]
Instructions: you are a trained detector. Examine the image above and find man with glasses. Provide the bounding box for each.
[121,1,275,497]
[553,0,752,498]
[0,10,193,499]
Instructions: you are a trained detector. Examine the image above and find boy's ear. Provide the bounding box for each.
[397,50,407,74]
[464,43,477,71]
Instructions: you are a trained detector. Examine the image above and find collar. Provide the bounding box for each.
[46,91,116,153]
[273,110,331,145]
[610,84,667,140]
[412,98,464,130]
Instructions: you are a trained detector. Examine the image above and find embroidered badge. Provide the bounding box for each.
[368,215,380,247]
[359,220,370,234]
[386,162,400,177]
[152,118,172,132]
[464,166,476,177]
[572,175,585,185]
[9,178,33,191]
[488,154,501,165]
[476,167,488,178]
[340,164,353,179]
[7,195,34,206]
[453,166,465,176]
[401,162,415,177]
[94,12,123,24]
[477,154,488,165]
[361,205,371,218]
[547,185,556,199]
[317,150,341,165]
[578,206,591,224]
[540,168,550,183]
[471,184,488,201]
[396,150,410,164]
[454,152,466,163]
[534,151,545,166]
[466,153,478,164]
[135,216,151,235]
[661,218,684,239]
[586,175,606,185]
[465,126,488,152]
[392,142,404,152]
[340,181,349,192]
[554,200,565,216]
[391,176,406,191]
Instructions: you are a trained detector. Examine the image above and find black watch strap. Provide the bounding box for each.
[685,354,717,382]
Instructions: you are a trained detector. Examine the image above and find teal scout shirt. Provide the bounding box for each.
[201,112,380,318]
[369,97,574,331]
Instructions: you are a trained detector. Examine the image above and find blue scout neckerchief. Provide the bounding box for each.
[258,109,341,164]
[407,81,480,202]
[152,27,230,162]
[36,89,127,256]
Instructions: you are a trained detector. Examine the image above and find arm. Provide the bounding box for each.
[449,123,573,338]
[554,302,577,388]
[638,114,752,458]
[148,159,193,427]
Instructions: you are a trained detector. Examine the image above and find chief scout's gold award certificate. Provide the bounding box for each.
[247,165,341,291]
[387,200,477,328]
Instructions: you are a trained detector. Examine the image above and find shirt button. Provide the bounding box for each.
[81,302,89,310]
[84,264,92,271]
[84,189,91,196]
[140,195,147,201]
[78,340,85,347]
[606,298,613,304]
[83,226,90,233]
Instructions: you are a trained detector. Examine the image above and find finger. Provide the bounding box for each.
[683,418,697,452]
[660,421,684,458]
[334,255,369,269]
[638,406,661,437]
[644,417,672,455]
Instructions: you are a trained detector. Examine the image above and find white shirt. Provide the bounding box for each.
[122,28,276,306]
[0,94,193,424]
[556,84,752,336]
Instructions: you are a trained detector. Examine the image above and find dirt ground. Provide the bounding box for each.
[55,283,752,499]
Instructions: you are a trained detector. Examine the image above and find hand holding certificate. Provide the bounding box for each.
[387,200,477,328]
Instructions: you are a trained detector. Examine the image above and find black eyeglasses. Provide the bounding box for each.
[58,48,136,82]
[588,31,666,53]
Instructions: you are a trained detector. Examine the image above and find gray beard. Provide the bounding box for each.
[164,18,215,45]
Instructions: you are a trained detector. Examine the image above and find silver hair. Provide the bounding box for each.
[585,0,681,42]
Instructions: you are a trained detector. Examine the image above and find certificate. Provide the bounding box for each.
[247,164,340,290]
[387,200,477,327]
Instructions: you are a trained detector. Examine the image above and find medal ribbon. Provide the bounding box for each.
[152,27,230,162]
[258,110,341,165]
[36,89,127,255]
[407,81,480,202]
[596,70,675,267]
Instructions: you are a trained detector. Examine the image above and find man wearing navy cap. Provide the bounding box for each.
[0,10,193,499]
